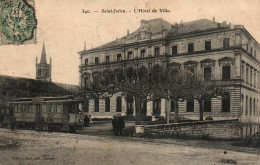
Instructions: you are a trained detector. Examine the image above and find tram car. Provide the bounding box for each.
[10,96,84,132]
[0,105,11,127]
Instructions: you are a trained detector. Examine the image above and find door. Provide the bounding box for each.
[153,99,161,116]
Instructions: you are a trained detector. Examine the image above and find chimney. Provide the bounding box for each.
[213,17,215,22]
[180,20,183,27]
[127,29,129,35]
[222,21,227,26]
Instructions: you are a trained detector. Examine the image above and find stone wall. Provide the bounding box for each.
[142,119,241,140]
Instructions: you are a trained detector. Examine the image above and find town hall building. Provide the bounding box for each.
[78,18,260,138]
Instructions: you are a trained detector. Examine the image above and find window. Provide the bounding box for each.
[204,99,211,112]
[250,48,253,55]
[187,67,195,75]
[188,43,194,53]
[222,93,230,112]
[84,77,87,87]
[85,59,88,66]
[94,98,99,112]
[154,47,160,56]
[241,94,244,115]
[38,69,41,76]
[95,57,99,64]
[187,99,194,112]
[254,72,256,86]
[223,38,230,49]
[246,44,249,51]
[222,65,230,80]
[205,41,211,51]
[105,97,110,112]
[241,65,244,81]
[253,98,255,116]
[141,49,145,58]
[105,56,110,63]
[117,54,121,61]
[204,67,211,81]
[246,96,248,115]
[116,97,122,112]
[246,67,249,83]
[172,46,177,55]
[171,100,175,112]
[84,99,89,112]
[250,69,253,85]
[128,51,133,59]
[249,97,252,116]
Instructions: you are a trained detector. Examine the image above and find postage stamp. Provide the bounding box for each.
[0,0,37,45]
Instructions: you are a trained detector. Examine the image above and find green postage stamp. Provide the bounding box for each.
[0,0,37,45]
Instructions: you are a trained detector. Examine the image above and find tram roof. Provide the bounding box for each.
[11,96,84,103]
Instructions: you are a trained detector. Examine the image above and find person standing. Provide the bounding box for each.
[117,117,125,136]
[83,115,90,127]
[38,116,44,132]
[10,116,16,131]
[47,115,53,133]
[112,116,117,135]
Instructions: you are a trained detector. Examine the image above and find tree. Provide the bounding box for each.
[157,67,187,123]
[184,73,227,121]
[80,64,161,125]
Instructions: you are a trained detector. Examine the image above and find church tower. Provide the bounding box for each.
[36,42,52,81]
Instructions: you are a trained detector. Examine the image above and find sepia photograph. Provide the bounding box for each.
[0,0,259,164]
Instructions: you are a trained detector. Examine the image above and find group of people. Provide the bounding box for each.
[112,116,125,136]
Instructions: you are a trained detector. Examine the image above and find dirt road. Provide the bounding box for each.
[0,128,259,165]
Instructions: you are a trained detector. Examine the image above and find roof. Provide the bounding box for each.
[83,18,172,52]
[169,19,221,35]
[80,18,236,54]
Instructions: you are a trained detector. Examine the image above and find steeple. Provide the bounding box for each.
[36,42,52,82]
[40,42,47,64]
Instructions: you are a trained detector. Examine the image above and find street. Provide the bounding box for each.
[0,128,259,165]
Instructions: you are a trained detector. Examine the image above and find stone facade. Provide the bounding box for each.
[78,18,260,138]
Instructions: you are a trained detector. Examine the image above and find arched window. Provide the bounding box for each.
[105,97,110,112]
[94,98,99,112]
[116,97,122,112]
[84,99,89,112]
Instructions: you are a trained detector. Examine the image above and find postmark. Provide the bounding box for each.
[0,0,37,45]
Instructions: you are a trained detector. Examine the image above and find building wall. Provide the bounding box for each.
[79,19,260,137]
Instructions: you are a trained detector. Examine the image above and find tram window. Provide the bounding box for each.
[54,105,57,112]
[57,104,62,113]
[42,104,46,112]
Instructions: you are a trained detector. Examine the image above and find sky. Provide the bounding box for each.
[0,0,259,85]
